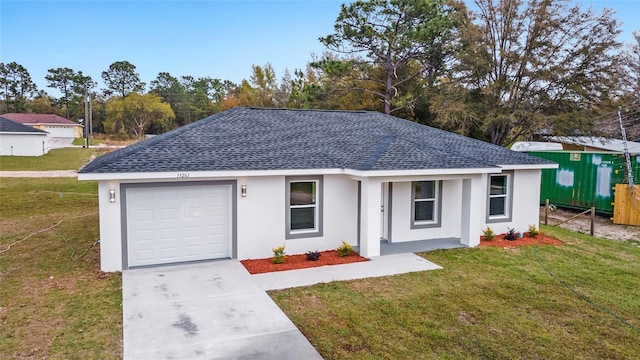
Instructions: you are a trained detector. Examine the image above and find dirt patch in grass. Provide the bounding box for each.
[241,250,369,274]
[480,232,563,247]
[541,206,640,241]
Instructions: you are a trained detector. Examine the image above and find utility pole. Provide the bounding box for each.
[84,88,89,148]
[88,93,93,146]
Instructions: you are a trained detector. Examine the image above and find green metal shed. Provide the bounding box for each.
[527,151,640,215]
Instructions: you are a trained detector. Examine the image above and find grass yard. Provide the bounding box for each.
[0,178,122,359]
[0,147,105,171]
[271,227,640,359]
[72,138,106,146]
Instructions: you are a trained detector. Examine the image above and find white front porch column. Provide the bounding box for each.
[461,175,485,247]
[359,178,381,257]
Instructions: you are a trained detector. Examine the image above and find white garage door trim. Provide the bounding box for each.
[120,181,237,269]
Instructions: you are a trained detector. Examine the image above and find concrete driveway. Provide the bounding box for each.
[122,260,321,359]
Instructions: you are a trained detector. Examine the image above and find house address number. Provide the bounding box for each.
[177,172,190,178]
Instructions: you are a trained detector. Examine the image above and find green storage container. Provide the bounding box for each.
[527,151,640,215]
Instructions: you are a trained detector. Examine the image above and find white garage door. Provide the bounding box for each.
[44,125,75,138]
[126,184,232,267]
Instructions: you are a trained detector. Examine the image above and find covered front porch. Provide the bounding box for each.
[355,173,488,258]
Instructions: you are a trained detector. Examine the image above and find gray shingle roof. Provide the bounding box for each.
[79,107,554,174]
[0,117,48,134]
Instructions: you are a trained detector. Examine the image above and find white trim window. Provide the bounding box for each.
[411,180,441,228]
[487,173,513,222]
[286,176,323,239]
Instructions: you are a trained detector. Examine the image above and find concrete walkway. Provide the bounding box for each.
[254,252,441,290]
[123,253,442,359]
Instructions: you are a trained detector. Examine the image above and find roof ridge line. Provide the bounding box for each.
[244,107,368,113]
[359,135,395,170]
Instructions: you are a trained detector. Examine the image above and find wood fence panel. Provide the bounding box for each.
[613,184,640,226]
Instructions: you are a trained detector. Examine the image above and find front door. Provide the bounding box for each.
[381,183,389,241]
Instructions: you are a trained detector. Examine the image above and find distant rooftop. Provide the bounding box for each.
[1,113,79,126]
[0,116,48,134]
[549,136,640,155]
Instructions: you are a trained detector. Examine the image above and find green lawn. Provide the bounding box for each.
[72,138,106,146]
[271,226,640,359]
[0,147,101,171]
[1,177,638,359]
[0,178,121,359]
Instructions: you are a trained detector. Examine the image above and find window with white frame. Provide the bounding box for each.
[286,177,323,239]
[412,180,441,228]
[487,173,513,222]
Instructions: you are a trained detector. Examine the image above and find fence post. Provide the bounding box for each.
[590,207,595,236]
[545,199,549,225]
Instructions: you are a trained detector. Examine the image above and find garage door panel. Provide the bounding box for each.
[134,249,155,261]
[126,184,232,267]
[133,209,154,221]
[184,245,204,257]
[159,228,178,240]
[134,229,154,242]
[159,208,179,220]
[158,248,180,260]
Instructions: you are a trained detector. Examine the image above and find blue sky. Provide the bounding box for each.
[1,0,638,95]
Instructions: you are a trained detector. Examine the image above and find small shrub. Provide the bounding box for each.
[306,250,321,261]
[272,245,286,264]
[337,241,354,257]
[504,228,518,241]
[483,227,495,241]
[528,224,540,237]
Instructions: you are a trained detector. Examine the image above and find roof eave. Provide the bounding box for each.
[77,167,506,181]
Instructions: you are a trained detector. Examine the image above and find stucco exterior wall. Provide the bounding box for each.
[390,180,463,242]
[0,133,47,156]
[98,181,123,272]
[481,169,542,234]
[236,174,358,259]
[235,176,285,259]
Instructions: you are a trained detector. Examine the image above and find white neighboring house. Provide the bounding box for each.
[0,116,49,156]
[78,107,558,272]
[0,113,83,149]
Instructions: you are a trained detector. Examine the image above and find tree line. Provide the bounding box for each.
[1,0,638,145]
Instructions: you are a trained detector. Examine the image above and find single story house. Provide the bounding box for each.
[78,107,557,272]
[1,113,83,148]
[0,116,49,156]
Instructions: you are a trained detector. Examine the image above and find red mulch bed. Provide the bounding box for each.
[241,250,369,274]
[480,232,563,247]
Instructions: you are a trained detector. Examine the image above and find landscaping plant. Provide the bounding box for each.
[483,226,495,241]
[336,241,354,257]
[306,250,322,261]
[528,224,540,237]
[504,228,518,240]
[272,245,286,264]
